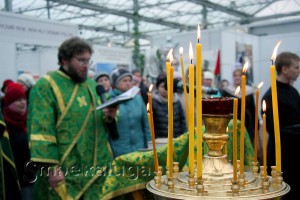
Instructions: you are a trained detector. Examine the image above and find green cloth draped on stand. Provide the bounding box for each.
[99,119,254,199]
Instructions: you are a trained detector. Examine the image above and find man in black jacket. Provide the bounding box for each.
[262,52,300,199]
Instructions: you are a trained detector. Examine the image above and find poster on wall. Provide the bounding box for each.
[95,63,130,75]
[236,42,253,85]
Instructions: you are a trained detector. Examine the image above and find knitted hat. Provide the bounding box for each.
[4,83,26,106]
[110,68,132,87]
[94,71,110,82]
[1,79,13,93]
[17,73,36,89]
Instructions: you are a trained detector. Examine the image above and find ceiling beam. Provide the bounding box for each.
[240,10,300,24]
[78,24,149,39]
[49,0,194,30]
[187,0,252,19]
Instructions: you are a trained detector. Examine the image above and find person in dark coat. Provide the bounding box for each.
[222,68,256,144]
[3,83,33,200]
[261,52,300,200]
[152,73,187,138]
[132,69,148,105]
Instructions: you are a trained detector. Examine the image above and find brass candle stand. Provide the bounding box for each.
[147,98,290,199]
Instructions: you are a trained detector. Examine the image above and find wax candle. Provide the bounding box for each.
[179,47,189,123]
[233,86,240,181]
[196,25,203,180]
[254,82,263,163]
[147,103,159,173]
[148,84,153,113]
[188,42,195,176]
[240,61,248,174]
[262,100,267,178]
[166,49,174,177]
[270,41,282,172]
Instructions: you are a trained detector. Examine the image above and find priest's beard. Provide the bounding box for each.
[67,65,88,83]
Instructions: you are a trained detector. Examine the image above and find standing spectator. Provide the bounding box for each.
[132,69,148,105]
[152,73,187,138]
[202,71,221,98]
[94,71,112,92]
[109,68,151,157]
[0,111,22,200]
[3,83,33,200]
[222,68,256,143]
[262,52,300,200]
[27,37,114,199]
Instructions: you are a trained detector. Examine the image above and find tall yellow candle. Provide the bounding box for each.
[147,103,159,173]
[240,61,248,174]
[148,84,154,113]
[233,86,240,182]
[195,25,203,180]
[188,42,195,176]
[270,41,282,172]
[179,47,189,123]
[166,49,174,177]
[254,82,263,163]
[262,100,267,178]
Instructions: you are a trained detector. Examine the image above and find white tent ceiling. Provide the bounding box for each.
[1,0,300,46]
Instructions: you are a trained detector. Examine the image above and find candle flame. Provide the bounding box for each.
[271,41,282,63]
[197,25,201,41]
[179,47,183,56]
[242,61,249,73]
[146,103,149,112]
[262,100,266,112]
[189,42,193,60]
[257,81,264,89]
[226,127,228,132]
[167,48,173,62]
[235,86,240,96]
[149,84,153,92]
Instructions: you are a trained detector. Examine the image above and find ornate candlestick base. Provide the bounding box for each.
[252,161,259,178]
[261,177,270,192]
[196,179,205,195]
[231,180,240,196]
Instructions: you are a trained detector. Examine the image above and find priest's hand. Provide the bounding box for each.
[103,106,118,121]
[49,167,65,189]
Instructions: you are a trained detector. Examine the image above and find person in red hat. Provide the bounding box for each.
[3,83,33,200]
[0,79,14,113]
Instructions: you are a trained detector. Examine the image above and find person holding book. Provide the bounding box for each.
[27,37,114,199]
[108,67,151,157]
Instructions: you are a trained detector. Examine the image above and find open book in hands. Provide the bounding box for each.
[96,86,140,110]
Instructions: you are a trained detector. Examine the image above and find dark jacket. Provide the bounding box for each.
[222,85,256,144]
[152,91,187,138]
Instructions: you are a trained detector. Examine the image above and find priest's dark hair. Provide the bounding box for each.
[57,37,93,67]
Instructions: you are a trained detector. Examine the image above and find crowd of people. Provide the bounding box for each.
[0,36,299,199]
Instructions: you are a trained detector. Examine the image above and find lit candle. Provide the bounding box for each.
[254,82,263,163]
[147,103,159,173]
[262,100,267,178]
[240,61,248,175]
[224,127,228,155]
[270,41,282,172]
[196,25,203,180]
[188,42,195,176]
[148,84,154,113]
[166,49,174,177]
[233,86,240,182]
[179,47,189,123]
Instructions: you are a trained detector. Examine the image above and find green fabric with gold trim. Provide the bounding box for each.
[99,119,254,199]
[27,70,113,200]
[0,113,21,200]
